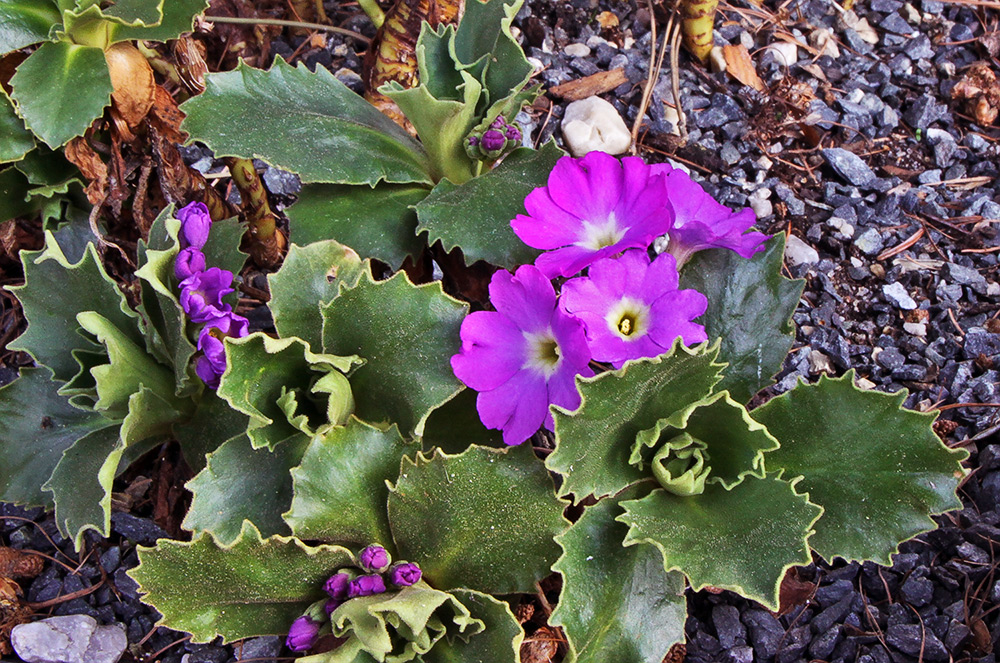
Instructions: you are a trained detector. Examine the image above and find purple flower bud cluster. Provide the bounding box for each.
[173,202,249,388]
[464,115,523,160]
[287,544,424,652]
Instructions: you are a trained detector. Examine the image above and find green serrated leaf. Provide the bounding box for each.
[679,235,803,404]
[119,383,186,447]
[547,342,725,500]
[184,434,308,545]
[286,183,429,270]
[388,444,567,594]
[76,310,177,418]
[0,0,60,53]
[454,0,532,105]
[0,166,37,222]
[752,372,968,564]
[180,58,432,186]
[321,268,468,437]
[285,419,412,549]
[383,71,480,185]
[45,424,122,549]
[172,392,251,472]
[629,391,778,492]
[9,41,113,148]
[619,474,821,611]
[111,0,207,42]
[0,368,111,507]
[131,522,354,643]
[551,485,686,663]
[0,92,35,163]
[415,23,463,102]
[423,588,523,663]
[217,333,359,449]
[415,142,561,269]
[268,240,365,350]
[8,233,142,382]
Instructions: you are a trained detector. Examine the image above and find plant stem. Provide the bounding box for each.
[357,0,386,29]
[204,15,371,43]
[224,158,286,267]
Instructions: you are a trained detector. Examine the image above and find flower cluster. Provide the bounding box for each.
[173,202,248,388]
[285,544,422,653]
[452,151,769,445]
[465,115,522,161]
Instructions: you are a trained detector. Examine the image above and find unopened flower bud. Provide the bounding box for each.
[324,571,354,600]
[174,247,206,281]
[285,615,321,652]
[348,574,386,598]
[481,129,506,153]
[504,124,522,143]
[359,545,391,573]
[176,201,211,249]
[389,562,422,587]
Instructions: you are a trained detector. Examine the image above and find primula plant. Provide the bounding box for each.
[0,3,969,662]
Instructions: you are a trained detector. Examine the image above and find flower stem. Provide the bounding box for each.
[224,157,286,267]
[204,15,371,43]
[357,0,386,29]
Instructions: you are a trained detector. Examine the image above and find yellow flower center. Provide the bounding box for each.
[606,298,649,342]
[524,330,562,377]
[578,212,625,251]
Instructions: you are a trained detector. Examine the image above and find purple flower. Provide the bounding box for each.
[481,129,506,153]
[560,250,708,368]
[652,163,768,267]
[511,152,675,278]
[504,123,522,142]
[195,310,249,388]
[324,598,341,616]
[176,201,212,249]
[359,545,391,573]
[468,135,480,147]
[323,572,352,601]
[389,563,421,587]
[285,615,320,652]
[451,265,593,446]
[348,574,386,598]
[174,247,206,281]
[179,267,235,323]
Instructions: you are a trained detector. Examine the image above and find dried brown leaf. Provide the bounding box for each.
[520,626,561,663]
[104,42,155,128]
[549,68,629,101]
[64,137,108,206]
[723,44,765,92]
[0,548,43,580]
[951,62,1000,126]
[776,567,816,615]
[596,11,619,29]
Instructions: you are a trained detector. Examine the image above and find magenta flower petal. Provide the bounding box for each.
[176,201,212,249]
[452,264,593,445]
[179,267,235,322]
[511,153,675,278]
[663,169,769,266]
[286,615,321,652]
[560,250,708,368]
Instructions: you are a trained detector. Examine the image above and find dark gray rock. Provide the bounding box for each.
[903,94,950,128]
[713,604,746,648]
[236,637,283,661]
[964,331,1000,359]
[821,148,876,187]
[816,579,855,607]
[810,626,843,660]
[742,609,784,660]
[886,623,949,661]
[900,575,934,606]
[110,513,168,545]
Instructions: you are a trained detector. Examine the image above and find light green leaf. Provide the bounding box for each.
[111,0,207,42]
[619,474,821,611]
[180,58,432,185]
[0,92,34,163]
[132,522,354,643]
[752,372,968,565]
[388,444,568,594]
[547,342,725,500]
[424,589,523,663]
[172,392,251,472]
[630,391,778,491]
[285,419,412,549]
[76,310,177,418]
[0,0,60,53]
[119,383,187,447]
[679,235,803,404]
[286,183,429,270]
[0,368,111,507]
[184,434,308,545]
[414,23,463,102]
[9,233,142,382]
[453,0,532,105]
[321,269,468,437]
[217,333,358,449]
[415,142,561,269]
[551,485,686,663]
[382,70,480,185]
[9,41,113,148]
[45,424,122,549]
[268,239,365,350]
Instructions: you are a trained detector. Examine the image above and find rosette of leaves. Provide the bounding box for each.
[0,0,208,149]
[544,338,967,663]
[0,206,248,548]
[179,0,557,270]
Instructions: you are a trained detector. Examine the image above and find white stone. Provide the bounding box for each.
[809,28,840,58]
[855,18,879,44]
[808,350,835,375]
[586,35,614,49]
[561,96,632,156]
[709,45,727,73]
[904,322,927,337]
[662,104,682,136]
[902,3,921,23]
[766,42,798,66]
[784,234,819,266]
[882,282,917,310]
[987,281,1000,297]
[12,615,127,663]
[827,216,855,239]
[748,188,773,219]
[564,43,591,58]
[855,376,877,390]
